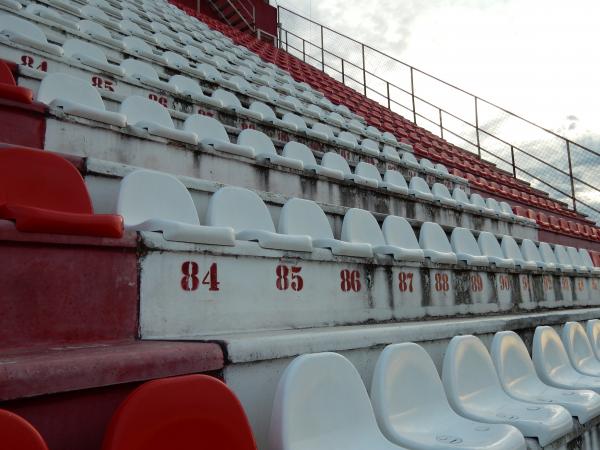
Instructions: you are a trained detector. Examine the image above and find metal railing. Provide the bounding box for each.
[207,0,255,32]
[276,6,600,223]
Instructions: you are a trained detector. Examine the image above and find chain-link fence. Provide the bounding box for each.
[277,6,600,224]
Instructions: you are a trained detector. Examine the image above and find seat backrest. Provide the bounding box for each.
[491,331,537,389]
[122,36,154,54]
[0,147,94,215]
[120,96,174,128]
[442,335,504,410]
[501,235,525,260]
[579,248,595,269]
[354,162,382,183]
[78,20,112,39]
[361,138,379,152]
[533,326,573,375]
[169,75,203,96]
[183,115,229,142]
[0,409,49,450]
[197,63,222,80]
[212,88,242,108]
[0,14,49,45]
[435,163,449,174]
[328,112,345,124]
[340,208,385,246]
[257,85,278,101]
[102,375,256,450]
[371,343,451,429]
[452,187,472,204]
[382,131,397,143]
[338,131,358,146]
[0,59,16,86]
[312,123,334,139]
[282,142,317,166]
[206,186,275,232]
[486,197,502,214]
[418,222,453,254]
[278,198,333,240]
[521,239,543,264]
[162,51,190,69]
[121,58,160,81]
[306,104,323,117]
[450,227,483,256]
[283,95,302,109]
[281,112,306,129]
[321,152,351,176]
[268,352,383,449]
[499,201,514,215]
[63,38,108,63]
[382,145,399,160]
[409,176,431,194]
[249,101,276,120]
[431,183,452,200]
[401,151,419,165]
[477,231,505,259]
[469,193,488,209]
[237,129,276,155]
[381,216,420,250]
[383,170,408,188]
[554,244,573,266]
[37,73,105,110]
[419,158,435,171]
[562,322,596,368]
[117,169,199,227]
[539,242,559,265]
[567,246,584,267]
[366,125,381,137]
[586,320,600,359]
[229,75,252,91]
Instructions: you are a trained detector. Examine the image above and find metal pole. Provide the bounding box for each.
[566,141,577,211]
[321,25,325,71]
[341,59,345,85]
[386,81,391,109]
[285,30,288,52]
[362,44,366,95]
[438,108,443,138]
[510,145,516,177]
[302,39,305,62]
[474,96,481,157]
[410,67,416,124]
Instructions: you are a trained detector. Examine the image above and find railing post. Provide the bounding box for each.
[341,59,345,85]
[474,96,481,157]
[438,108,443,139]
[302,39,306,62]
[566,141,577,211]
[320,25,325,71]
[510,145,516,177]
[386,81,390,109]
[285,30,288,52]
[362,44,366,95]
[410,67,417,124]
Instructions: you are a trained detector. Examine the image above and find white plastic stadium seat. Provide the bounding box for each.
[120,96,197,144]
[168,75,224,108]
[431,183,458,207]
[121,58,176,93]
[443,335,572,446]
[116,169,234,245]
[381,171,409,195]
[249,102,298,132]
[501,236,537,271]
[183,115,254,158]
[372,343,526,450]
[63,39,125,77]
[25,4,78,29]
[381,145,401,163]
[520,239,552,271]
[450,227,489,266]
[321,152,377,188]
[579,249,600,274]
[268,352,406,450]
[211,89,263,121]
[532,326,600,393]
[586,320,600,360]
[486,198,512,220]
[452,187,481,213]
[539,242,564,272]
[418,222,457,264]
[360,138,380,157]
[341,209,422,261]
[278,198,372,257]
[401,151,420,169]
[78,20,125,50]
[337,131,359,150]
[237,129,303,170]
[37,73,126,127]
[206,186,312,252]
[561,322,600,376]
[470,193,496,215]
[477,232,515,269]
[381,216,425,262]
[0,14,63,55]
[566,246,589,273]
[281,113,329,141]
[282,142,344,180]
[408,177,434,202]
[554,245,575,273]
[354,162,382,187]
[491,331,600,424]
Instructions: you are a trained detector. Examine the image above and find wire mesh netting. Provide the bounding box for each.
[277,7,600,223]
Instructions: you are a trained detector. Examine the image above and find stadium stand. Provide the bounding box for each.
[0,0,600,448]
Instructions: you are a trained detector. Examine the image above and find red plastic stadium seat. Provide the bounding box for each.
[512,206,530,219]
[568,220,582,236]
[102,375,257,450]
[548,215,562,232]
[558,218,571,234]
[0,147,123,237]
[591,250,600,266]
[0,60,33,103]
[0,409,49,450]
[579,224,591,239]
[536,211,550,228]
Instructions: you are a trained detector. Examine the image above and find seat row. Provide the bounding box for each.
[270,320,600,450]
[514,206,600,242]
[0,374,258,450]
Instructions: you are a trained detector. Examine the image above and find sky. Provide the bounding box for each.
[271,0,600,220]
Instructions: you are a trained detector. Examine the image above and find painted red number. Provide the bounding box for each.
[20,55,48,72]
[148,93,168,107]
[521,276,530,290]
[240,122,256,130]
[578,279,585,291]
[543,276,552,291]
[92,75,115,92]
[499,275,511,290]
[434,273,450,292]
[470,274,483,292]
[340,269,361,292]
[398,272,414,292]
[276,265,303,292]
[592,279,598,290]
[561,277,570,289]
[201,262,220,291]
[181,261,199,291]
